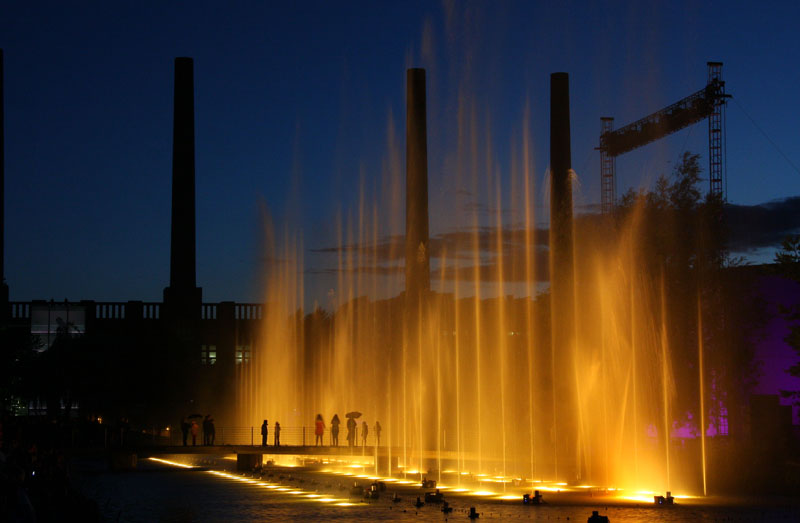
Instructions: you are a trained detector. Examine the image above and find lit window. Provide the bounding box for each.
[236,344,251,364]
[201,345,217,365]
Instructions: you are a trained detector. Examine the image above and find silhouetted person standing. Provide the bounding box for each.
[261,420,268,446]
[346,417,356,447]
[361,421,368,446]
[374,421,382,446]
[190,419,199,446]
[208,415,215,445]
[203,415,211,445]
[315,414,325,446]
[331,414,340,447]
[181,417,190,446]
[274,421,281,447]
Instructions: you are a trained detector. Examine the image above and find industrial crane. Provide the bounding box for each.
[598,62,730,213]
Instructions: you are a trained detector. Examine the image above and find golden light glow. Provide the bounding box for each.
[621,495,656,503]
[155,463,361,507]
[148,457,194,469]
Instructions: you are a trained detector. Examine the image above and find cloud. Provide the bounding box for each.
[306,196,800,281]
[307,225,550,282]
[724,196,800,252]
[305,265,404,277]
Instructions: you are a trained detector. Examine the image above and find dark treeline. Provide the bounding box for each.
[610,151,765,435]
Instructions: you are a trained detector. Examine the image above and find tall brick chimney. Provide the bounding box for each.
[1,49,8,317]
[405,68,430,303]
[549,71,578,482]
[164,57,201,316]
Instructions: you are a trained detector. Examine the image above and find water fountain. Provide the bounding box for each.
[234,66,709,497]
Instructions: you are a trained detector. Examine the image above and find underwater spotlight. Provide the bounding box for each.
[654,491,674,505]
[421,477,436,488]
[424,489,444,503]
[364,483,380,499]
[522,490,543,505]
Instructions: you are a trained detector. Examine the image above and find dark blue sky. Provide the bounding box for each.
[2,0,799,304]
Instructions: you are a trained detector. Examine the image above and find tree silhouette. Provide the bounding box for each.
[774,234,800,409]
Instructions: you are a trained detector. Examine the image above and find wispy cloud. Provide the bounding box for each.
[724,196,800,252]
[306,196,800,281]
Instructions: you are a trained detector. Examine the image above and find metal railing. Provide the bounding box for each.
[10,302,31,319]
[166,426,382,448]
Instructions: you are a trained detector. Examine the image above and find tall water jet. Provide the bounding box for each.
[549,72,578,482]
[697,294,708,496]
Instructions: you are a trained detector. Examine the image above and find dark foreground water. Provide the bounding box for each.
[72,460,800,522]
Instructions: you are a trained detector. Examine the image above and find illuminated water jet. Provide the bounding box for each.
[232,66,713,497]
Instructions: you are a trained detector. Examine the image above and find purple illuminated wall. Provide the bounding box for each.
[752,275,800,425]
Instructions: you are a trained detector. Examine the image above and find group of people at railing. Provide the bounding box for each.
[314,413,381,447]
[180,414,215,446]
[260,420,281,446]
[176,412,382,447]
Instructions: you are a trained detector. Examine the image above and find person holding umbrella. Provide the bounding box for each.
[330,414,340,447]
[346,417,355,447]
[345,411,361,448]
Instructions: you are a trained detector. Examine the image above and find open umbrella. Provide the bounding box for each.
[345,411,362,419]
[187,413,204,419]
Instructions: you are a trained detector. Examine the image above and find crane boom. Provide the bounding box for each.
[598,62,729,212]
[600,83,721,157]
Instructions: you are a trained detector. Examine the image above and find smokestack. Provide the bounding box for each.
[549,72,578,481]
[164,57,201,310]
[405,68,430,301]
[550,72,573,253]
[1,49,7,313]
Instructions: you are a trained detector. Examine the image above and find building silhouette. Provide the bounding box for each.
[0,54,260,424]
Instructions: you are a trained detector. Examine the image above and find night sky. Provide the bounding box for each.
[2,1,799,304]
